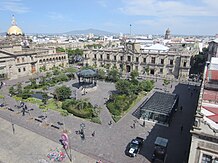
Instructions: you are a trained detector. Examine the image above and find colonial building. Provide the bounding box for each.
[0,16,68,80]
[188,57,218,163]
[208,38,218,61]
[83,41,198,80]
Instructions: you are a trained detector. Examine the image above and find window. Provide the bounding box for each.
[160,68,163,73]
[201,154,212,163]
[22,58,25,62]
[183,61,187,67]
[169,69,172,74]
[161,59,164,64]
[94,54,97,59]
[143,58,146,63]
[135,66,138,70]
[17,58,20,63]
[120,56,123,61]
[151,57,155,64]
[128,56,131,62]
[107,54,110,60]
[100,54,103,59]
[85,55,87,58]
[170,59,173,65]
[23,67,26,72]
[136,57,139,62]
[114,56,116,61]
[150,69,154,75]
[18,68,21,72]
[31,57,34,61]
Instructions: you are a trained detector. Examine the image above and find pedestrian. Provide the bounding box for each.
[180,125,183,133]
[133,123,135,128]
[108,121,112,125]
[180,106,183,111]
[92,131,95,137]
[143,121,145,127]
[12,123,15,134]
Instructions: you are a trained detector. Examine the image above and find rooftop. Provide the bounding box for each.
[141,91,178,115]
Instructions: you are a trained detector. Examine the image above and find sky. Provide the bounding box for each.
[0,0,217,35]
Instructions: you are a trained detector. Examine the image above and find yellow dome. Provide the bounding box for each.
[7,25,23,35]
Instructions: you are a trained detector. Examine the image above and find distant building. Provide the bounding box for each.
[0,16,68,80]
[208,38,218,61]
[164,28,171,40]
[83,40,198,80]
[188,57,218,163]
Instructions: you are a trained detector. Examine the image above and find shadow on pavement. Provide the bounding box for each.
[135,83,200,163]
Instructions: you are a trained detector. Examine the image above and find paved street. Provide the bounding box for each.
[0,117,97,163]
[0,76,200,163]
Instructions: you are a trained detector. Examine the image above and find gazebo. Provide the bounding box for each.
[76,69,98,87]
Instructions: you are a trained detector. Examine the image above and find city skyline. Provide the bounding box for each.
[0,0,217,35]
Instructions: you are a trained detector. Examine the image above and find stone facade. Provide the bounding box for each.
[0,43,68,80]
[83,42,198,80]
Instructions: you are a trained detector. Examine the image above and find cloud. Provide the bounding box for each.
[120,0,218,17]
[48,12,65,21]
[97,0,108,7]
[0,0,29,13]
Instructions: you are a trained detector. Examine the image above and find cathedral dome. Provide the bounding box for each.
[7,25,23,35]
[7,16,23,36]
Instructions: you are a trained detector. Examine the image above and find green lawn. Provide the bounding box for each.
[112,92,146,122]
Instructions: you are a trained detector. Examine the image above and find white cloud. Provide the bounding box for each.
[0,0,29,13]
[97,0,108,7]
[48,12,65,21]
[120,0,218,17]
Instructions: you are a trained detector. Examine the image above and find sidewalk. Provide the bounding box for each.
[0,117,97,163]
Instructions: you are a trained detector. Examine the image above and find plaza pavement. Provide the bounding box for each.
[0,76,200,163]
[0,116,97,163]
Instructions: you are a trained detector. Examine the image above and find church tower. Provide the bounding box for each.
[164,28,171,39]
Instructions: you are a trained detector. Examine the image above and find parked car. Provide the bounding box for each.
[152,137,168,163]
[126,137,144,157]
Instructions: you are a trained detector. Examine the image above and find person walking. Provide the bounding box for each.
[133,123,135,128]
[12,123,15,134]
[180,125,184,134]
[92,131,95,137]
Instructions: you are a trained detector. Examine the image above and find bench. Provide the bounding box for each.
[51,124,60,129]
[34,118,43,123]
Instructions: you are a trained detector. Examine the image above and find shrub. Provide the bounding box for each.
[60,110,69,116]
[91,117,101,124]
[62,99,94,118]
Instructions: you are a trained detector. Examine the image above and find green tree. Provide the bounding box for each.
[56,47,65,52]
[9,86,16,96]
[16,82,22,95]
[140,80,154,92]
[42,92,48,104]
[130,70,139,80]
[30,78,37,89]
[97,69,106,79]
[115,79,131,95]
[107,68,120,82]
[55,86,71,101]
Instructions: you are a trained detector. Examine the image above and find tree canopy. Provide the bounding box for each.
[55,86,71,101]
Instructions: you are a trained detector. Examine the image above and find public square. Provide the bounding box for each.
[0,76,200,163]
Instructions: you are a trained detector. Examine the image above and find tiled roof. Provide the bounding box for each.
[206,70,218,81]
[203,90,218,102]
[202,105,218,115]
[140,91,178,115]
[207,115,218,123]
